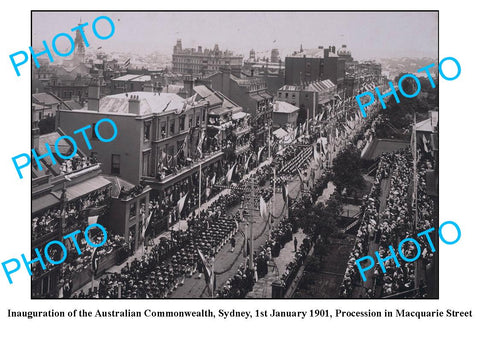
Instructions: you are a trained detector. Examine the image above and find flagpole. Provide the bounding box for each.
[211,257,215,298]
[271,168,276,227]
[198,162,202,212]
[306,108,309,138]
[268,124,271,159]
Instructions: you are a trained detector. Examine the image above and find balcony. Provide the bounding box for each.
[233,125,251,137]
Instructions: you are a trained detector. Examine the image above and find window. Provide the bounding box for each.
[196,115,200,126]
[189,117,193,128]
[170,120,175,135]
[160,122,166,139]
[111,154,120,174]
[129,202,137,219]
[144,121,151,141]
[285,93,289,98]
[179,116,185,131]
[142,151,151,176]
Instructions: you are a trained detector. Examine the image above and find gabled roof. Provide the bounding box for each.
[193,85,223,106]
[98,92,195,115]
[273,101,299,114]
[32,92,61,106]
[415,118,435,133]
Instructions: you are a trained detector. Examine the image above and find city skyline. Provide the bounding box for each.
[32,11,438,61]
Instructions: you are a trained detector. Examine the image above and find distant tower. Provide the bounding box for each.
[174,39,182,53]
[271,48,279,63]
[300,44,303,53]
[73,20,86,64]
[249,49,256,61]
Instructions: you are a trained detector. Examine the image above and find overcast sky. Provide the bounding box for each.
[32,11,438,60]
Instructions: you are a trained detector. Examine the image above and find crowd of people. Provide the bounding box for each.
[65,99,384,299]
[58,154,97,175]
[339,148,435,298]
[281,237,312,288]
[32,208,61,240]
[279,146,313,176]
[72,188,242,298]
[33,187,110,241]
[33,228,125,281]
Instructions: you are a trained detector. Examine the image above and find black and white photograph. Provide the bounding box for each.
[29,11,440,299]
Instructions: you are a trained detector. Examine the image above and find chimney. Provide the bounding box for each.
[143,82,154,92]
[87,77,100,111]
[198,46,202,53]
[32,126,40,151]
[128,94,140,115]
[183,79,194,97]
[331,46,336,54]
[324,48,329,59]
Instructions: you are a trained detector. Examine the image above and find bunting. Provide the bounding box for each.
[226,163,237,183]
[259,196,268,222]
[197,249,215,296]
[177,193,188,215]
[257,146,265,163]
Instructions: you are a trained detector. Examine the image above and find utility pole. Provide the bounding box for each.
[271,168,276,222]
[244,176,259,269]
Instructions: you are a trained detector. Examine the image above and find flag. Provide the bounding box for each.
[177,193,188,215]
[123,58,131,68]
[91,247,99,275]
[282,182,289,203]
[159,150,166,167]
[226,163,237,183]
[422,134,429,153]
[197,249,215,295]
[313,144,321,164]
[197,129,205,158]
[182,135,189,157]
[142,212,153,245]
[257,146,265,162]
[245,153,252,170]
[260,196,268,221]
[318,110,325,123]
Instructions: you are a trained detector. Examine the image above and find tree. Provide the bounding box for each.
[38,116,55,134]
[332,145,365,196]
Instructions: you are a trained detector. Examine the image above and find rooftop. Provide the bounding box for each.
[112,74,151,82]
[273,101,299,114]
[97,91,203,115]
[32,92,62,106]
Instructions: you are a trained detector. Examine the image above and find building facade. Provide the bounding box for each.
[172,39,243,76]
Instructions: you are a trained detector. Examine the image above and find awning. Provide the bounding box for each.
[32,194,60,213]
[259,91,273,100]
[232,112,247,120]
[53,176,111,201]
[209,107,230,116]
[273,128,288,139]
[250,93,264,102]
[318,97,331,105]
